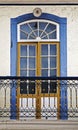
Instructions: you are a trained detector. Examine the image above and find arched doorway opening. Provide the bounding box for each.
[11,13,67,119]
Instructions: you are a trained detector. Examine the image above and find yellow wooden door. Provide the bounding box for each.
[17,42,60,119]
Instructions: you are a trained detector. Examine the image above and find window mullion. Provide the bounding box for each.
[48,44,50,76]
[27,45,29,76]
[38,21,39,38]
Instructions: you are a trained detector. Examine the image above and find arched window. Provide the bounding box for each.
[18,20,59,41]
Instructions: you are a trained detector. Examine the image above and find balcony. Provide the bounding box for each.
[0,76,78,130]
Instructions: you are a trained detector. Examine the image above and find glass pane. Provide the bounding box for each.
[20,24,32,40]
[20,82,27,94]
[41,81,48,93]
[39,30,43,36]
[50,57,56,68]
[20,70,27,76]
[20,24,31,33]
[21,45,27,56]
[41,32,47,38]
[45,23,56,33]
[39,22,48,31]
[50,45,56,55]
[34,30,38,37]
[29,33,36,39]
[42,35,48,39]
[20,31,28,39]
[41,69,48,76]
[50,69,56,76]
[20,58,27,68]
[29,58,35,68]
[29,46,36,56]
[29,81,35,94]
[41,45,48,55]
[42,57,48,68]
[29,22,37,30]
[29,70,35,76]
[49,31,56,39]
[50,81,57,93]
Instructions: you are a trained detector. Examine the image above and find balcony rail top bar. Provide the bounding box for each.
[0,76,78,80]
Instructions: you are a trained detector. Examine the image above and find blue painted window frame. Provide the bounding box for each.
[11,13,67,119]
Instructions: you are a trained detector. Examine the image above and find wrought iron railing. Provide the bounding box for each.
[0,76,78,120]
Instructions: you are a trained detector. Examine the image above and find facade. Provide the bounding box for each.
[0,4,78,121]
[0,5,78,76]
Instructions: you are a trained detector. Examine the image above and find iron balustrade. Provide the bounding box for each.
[0,76,78,120]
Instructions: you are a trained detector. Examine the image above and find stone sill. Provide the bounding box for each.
[0,120,78,130]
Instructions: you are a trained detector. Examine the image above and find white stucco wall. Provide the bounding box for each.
[0,6,78,76]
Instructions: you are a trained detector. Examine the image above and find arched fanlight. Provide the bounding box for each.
[18,19,59,41]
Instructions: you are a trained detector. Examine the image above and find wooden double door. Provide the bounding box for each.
[17,42,60,119]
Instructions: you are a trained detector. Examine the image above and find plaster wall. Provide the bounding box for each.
[0,6,78,76]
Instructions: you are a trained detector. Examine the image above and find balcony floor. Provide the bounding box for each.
[0,119,78,130]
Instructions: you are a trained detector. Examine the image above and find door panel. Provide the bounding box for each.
[19,44,37,77]
[17,42,60,119]
[40,44,57,77]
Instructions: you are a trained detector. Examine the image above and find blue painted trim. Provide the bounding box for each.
[10,19,17,119]
[60,21,67,76]
[11,13,67,119]
[14,13,66,24]
[10,83,17,119]
[11,19,17,76]
[60,21,68,119]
